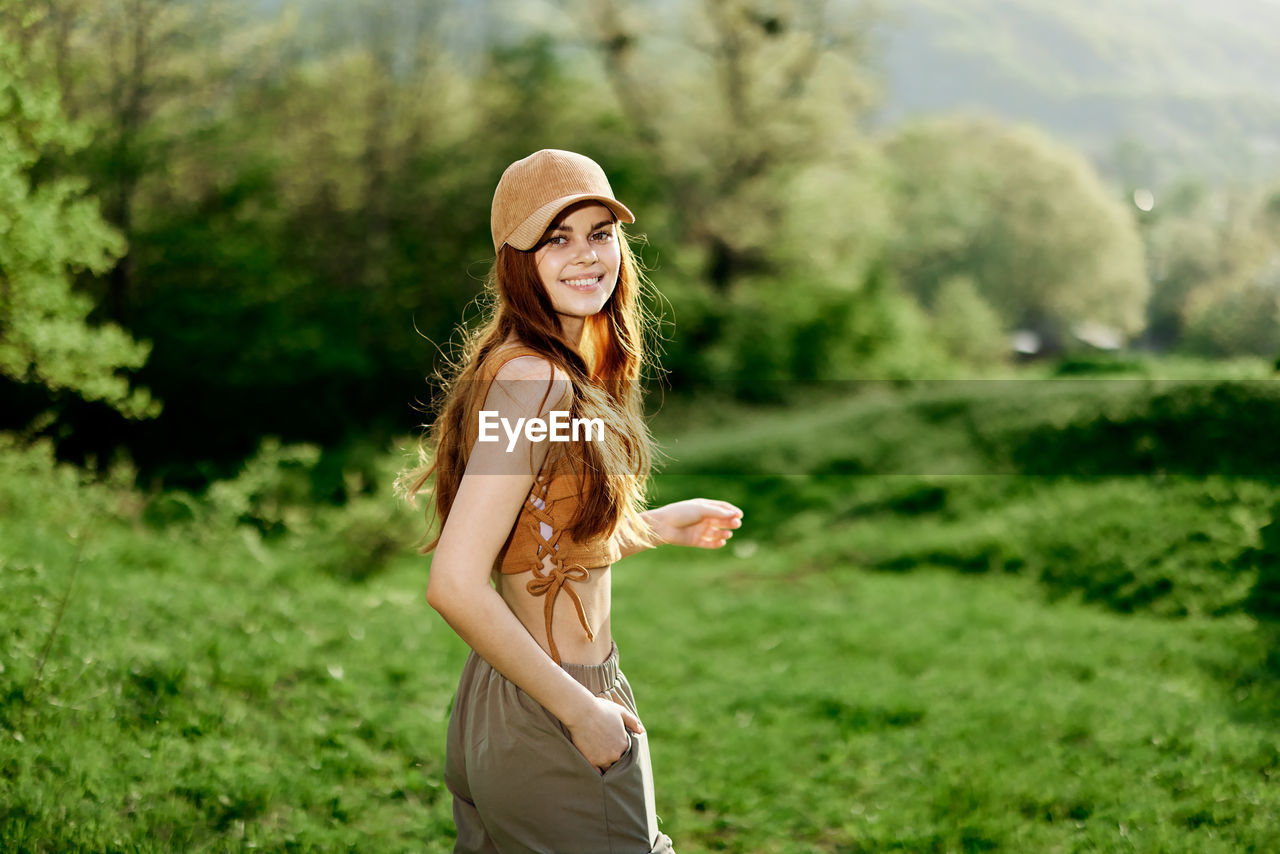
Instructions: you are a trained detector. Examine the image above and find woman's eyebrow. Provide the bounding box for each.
[545,219,616,236]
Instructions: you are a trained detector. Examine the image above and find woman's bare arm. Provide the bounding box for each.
[612,512,662,559]
[426,356,641,771]
[614,500,745,559]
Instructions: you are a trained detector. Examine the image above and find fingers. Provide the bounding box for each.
[689,498,742,518]
[689,499,742,525]
[622,707,645,735]
[704,498,744,517]
[704,501,744,530]
[660,497,743,548]
[594,707,641,773]
[700,526,733,547]
[573,700,642,772]
[699,502,742,547]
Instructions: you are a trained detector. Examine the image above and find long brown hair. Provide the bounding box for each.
[398,216,657,553]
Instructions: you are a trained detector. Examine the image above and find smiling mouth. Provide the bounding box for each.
[561,275,603,290]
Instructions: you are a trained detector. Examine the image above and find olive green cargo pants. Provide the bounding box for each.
[444,643,676,853]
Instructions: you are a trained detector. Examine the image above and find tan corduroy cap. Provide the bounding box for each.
[490,149,635,252]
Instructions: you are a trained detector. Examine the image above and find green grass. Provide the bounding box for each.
[619,552,1279,853]
[4,370,1280,852]
[0,439,460,852]
[5,515,1277,852]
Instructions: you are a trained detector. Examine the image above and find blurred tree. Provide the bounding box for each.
[0,18,154,419]
[26,0,634,481]
[930,275,1007,369]
[7,0,325,475]
[1143,182,1280,357]
[1142,209,1216,350]
[119,0,493,479]
[554,0,896,385]
[1182,284,1280,358]
[882,115,1149,351]
[23,0,270,324]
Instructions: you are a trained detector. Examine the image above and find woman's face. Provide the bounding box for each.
[534,202,620,333]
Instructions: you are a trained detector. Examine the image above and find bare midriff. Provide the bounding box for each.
[494,555,615,666]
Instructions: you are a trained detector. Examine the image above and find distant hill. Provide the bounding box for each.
[868,0,1280,187]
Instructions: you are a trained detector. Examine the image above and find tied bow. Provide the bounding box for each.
[526,557,594,665]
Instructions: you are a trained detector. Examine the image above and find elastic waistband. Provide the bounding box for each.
[559,641,620,695]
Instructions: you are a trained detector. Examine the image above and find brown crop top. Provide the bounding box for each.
[462,343,622,664]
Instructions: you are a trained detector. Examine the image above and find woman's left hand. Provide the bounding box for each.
[646,499,744,549]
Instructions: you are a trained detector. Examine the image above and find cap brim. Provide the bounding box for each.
[502,194,635,251]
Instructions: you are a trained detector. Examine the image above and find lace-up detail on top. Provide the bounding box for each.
[463,344,621,664]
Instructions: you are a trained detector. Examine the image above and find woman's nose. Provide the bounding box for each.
[575,244,599,264]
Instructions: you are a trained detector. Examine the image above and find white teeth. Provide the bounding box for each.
[562,276,600,287]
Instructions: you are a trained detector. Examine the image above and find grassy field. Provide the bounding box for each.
[3,372,1280,852]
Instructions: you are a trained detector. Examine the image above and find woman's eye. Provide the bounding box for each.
[544,236,567,247]
[592,231,614,242]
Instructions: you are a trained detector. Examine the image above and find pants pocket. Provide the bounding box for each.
[601,730,638,778]
[543,704,638,779]
[602,728,661,849]
[537,710,657,850]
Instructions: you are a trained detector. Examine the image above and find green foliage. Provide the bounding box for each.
[630,558,1279,853]
[1052,351,1150,376]
[6,368,1280,850]
[1242,507,1280,672]
[0,35,153,418]
[167,437,412,582]
[703,277,936,394]
[5,0,1273,492]
[543,1,898,388]
[929,275,1008,368]
[1014,381,1280,478]
[36,4,671,477]
[852,476,1268,619]
[1141,203,1219,348]
[1181,259,1280,359]
[3,416,1280,851]
[0,435,450,851]
[1241,506,1280,622]
[202,438,322,537]
[882,115,1150,347]
[653,375,1280,624]
[1143,182,1280,357]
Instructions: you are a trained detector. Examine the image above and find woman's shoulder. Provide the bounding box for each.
[482,340,564,379]
[481,342,573,411]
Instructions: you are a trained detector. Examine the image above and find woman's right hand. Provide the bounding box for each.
[566,695,645,773]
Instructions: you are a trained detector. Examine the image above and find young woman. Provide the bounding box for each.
[400,149,744,853]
